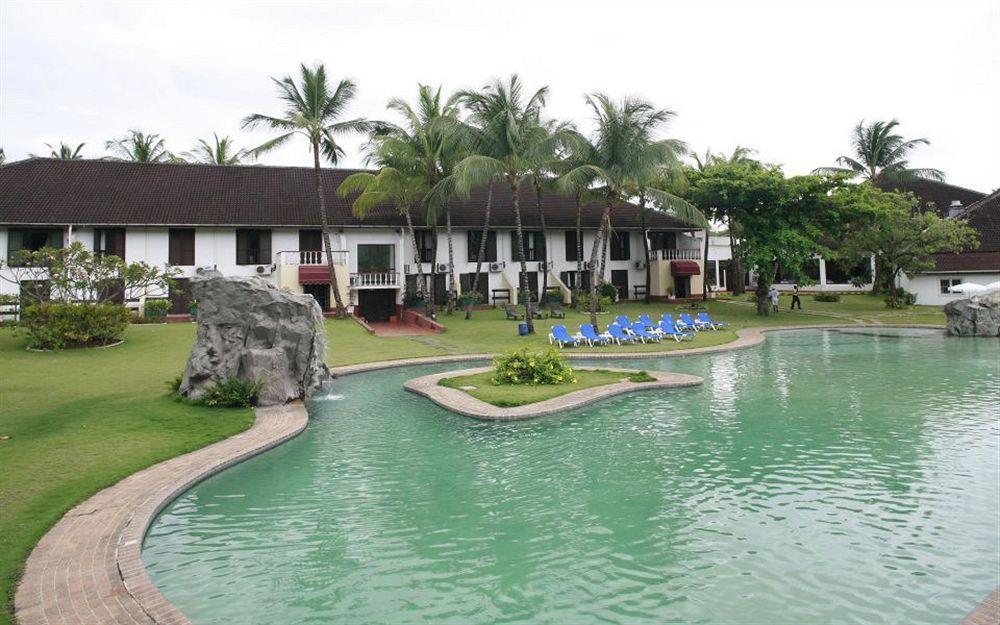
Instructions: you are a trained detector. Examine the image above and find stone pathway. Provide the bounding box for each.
[962,588,1000,625]
[14,403,308,625]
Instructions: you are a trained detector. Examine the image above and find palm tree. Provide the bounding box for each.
[452,75,555,333]
[556,133,598,307]
[692,145,755,172]
[242,63,373,318]
[337,167,429,304]
[183,133,249,165]
[105,130,175,163]
[32,142,85,159]
[813,119,943,183]
[0,148,5,165]
[559,94,705,329]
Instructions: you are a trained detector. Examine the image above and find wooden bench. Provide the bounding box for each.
[491,288,511,306]
[632,284,648,300]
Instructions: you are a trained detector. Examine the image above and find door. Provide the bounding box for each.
[432,273,449,306]
[521,271,539,300]
[169,278,192,314]
[358,290,395,322]
[675,276,690,298]
[460,273,489,304]
[611,269,628,301]
[302,284,329,311]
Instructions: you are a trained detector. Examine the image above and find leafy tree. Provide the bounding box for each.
[242,63,374,318]
[559,94,702,328]
[183,133,249,165]
[833,184,978,307]
[32,142,85,159]
[105,130,176,163]
[813,119,944,183]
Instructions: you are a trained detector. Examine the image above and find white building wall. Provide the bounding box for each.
[902,272,1000,306]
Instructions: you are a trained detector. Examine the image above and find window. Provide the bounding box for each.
[940,278,963,294]
[7,228,62,264]
[299,229,322,251]
[609,232,630,261]
[564,231,583,262]
[648,231,677,251]
[168,229,195,265]
[94,228,126,258]
[467,230,497,262]
[236,229,271,265]
[357,244,394,272]
[414,231,435,263]
[511,231,545,262]
[560,270,591,292]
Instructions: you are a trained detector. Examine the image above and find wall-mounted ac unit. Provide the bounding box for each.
[256,264,274,276]
[436,263,449,273]
[403,264,411,274]
[489,262,505,273]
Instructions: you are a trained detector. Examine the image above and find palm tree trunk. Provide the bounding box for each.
[466,185,492,320]
[587,198,613,329]
[597,215,610,285]
[510,179,533,333]
[403,209,427,304]
[641,213,651,304]
[729,228,745,295]
[573,192,583,308]
[702,227,710,300]
[313,140,346,318]
[445,205,456,314]
[427,226,438,317]
[535,183,549,305]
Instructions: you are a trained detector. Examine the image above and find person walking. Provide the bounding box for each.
[791,284,802,310]
[768,285,780,313]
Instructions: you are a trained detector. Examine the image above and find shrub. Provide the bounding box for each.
[457,291,484,307]
[578,292,613,312]
[166,373,184,394]
[403,290,424,308]
[813,292,841,302]
[202,378,263,408]
[627,371,657,383]
[883,288,917,309]
[21,302,131,350]
[491,348,576,386]
[599,283,618,300]
[144,298,170,318]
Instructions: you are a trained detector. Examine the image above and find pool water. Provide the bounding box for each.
[143,330,1000,624]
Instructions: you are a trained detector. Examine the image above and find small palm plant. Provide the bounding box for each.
[32,142,85,160]
[813,119,943,183]
[105,130,175,163]
[183,133,249,165]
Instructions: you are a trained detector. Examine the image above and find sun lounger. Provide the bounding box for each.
[606,323,635,345]
[679,312,710,331]
[630,321,661,343]
[504,304,524,320]
[697,312,728,330]
[579,324,609,346]
[548,325,579,348]
[659,319,694,341]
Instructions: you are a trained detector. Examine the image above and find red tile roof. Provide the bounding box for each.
[0,159,699,232]
[930,189,1000,273]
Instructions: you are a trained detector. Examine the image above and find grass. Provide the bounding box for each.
[439,368,633,407]
[0,292,946,624]
[0,323,254,625]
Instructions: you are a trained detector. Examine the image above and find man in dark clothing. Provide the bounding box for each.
[791,285,802,310]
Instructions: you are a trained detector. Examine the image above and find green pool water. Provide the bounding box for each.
[143,329,1000,624]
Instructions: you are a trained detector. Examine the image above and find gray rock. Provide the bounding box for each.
[179,271,328,406]
[944,289,1000,337]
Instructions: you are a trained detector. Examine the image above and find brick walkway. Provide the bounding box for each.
[14,403,308,625]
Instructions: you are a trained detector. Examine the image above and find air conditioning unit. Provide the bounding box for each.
[404,264,411,274]
[436,263,449,273]
[256,264,274,276]
[195,265,216,275]
[489,262,505,273]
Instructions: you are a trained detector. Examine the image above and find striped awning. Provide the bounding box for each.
[671,260,701,276]
[299,266,331,284]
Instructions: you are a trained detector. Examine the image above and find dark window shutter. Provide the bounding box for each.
[236,230,248,264]
[259,230,271,264]
[486,231,497,262]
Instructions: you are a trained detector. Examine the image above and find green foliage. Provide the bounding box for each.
[21,302,131,350]
[491,348,576,386]
[457,291,484,306]
[403,290,425,308]
[813,292,841,302]
[202,378,263,408]
[627,371,656,383]
[599,282,618,299]
[578,292,612,312]
[882,288,917,309]
[143,298,170,317]
[167,373,184,393]
[813,119,943,183]
[105,130,175,163]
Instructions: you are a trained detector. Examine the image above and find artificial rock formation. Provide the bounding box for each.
[179,271,328,406]
[944,289,1000,337]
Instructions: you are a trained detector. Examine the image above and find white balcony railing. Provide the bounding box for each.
[350,272,399,288]
[276,250,349,266]
[656,249,702,261]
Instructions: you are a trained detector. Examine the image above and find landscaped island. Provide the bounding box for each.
[439,368,656,407]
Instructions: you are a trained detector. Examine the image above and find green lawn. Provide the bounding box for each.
[0,292,945,624]
[439,368,638,407]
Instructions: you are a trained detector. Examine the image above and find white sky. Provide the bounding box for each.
[1,0,998,191]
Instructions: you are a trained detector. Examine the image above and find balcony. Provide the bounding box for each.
[350,272,400,288]
[276,249,349,266]
[654,249,702,261]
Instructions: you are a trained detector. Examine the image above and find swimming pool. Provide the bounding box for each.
[143,329,999,624]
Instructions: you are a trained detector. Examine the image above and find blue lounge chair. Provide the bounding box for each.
[697,312,729,330]
[664,313,690,331]
[606,323,635,345]
[637,314,658,328]
[679,313,709,332]
[630,321,661,343]
[549,325,579,348]
[578,324,609,346]
[615,315,632,331]
[659,320,694,341]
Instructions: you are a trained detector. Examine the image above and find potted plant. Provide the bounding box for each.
[143,298,170,319]
[666,286,676,300]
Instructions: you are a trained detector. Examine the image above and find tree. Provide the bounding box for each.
[337,167,429,304]
[242,63,374,318]
[105,130,176,163]
[452,75,554,332]
[0,148,5,165]
[32,142,85,159]
[813,119,944,183]
[834,184,978,307]
[558,94,703,328]
[183,133,249,165]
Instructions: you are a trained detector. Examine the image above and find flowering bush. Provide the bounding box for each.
[491,348,576,386]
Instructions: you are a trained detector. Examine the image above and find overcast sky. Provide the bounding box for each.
[2,0,998,191]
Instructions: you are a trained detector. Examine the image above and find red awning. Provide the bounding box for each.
[299,266,331,284]
[671,260,701,276]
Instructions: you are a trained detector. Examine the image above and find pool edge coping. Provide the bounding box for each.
[404,366,704,420]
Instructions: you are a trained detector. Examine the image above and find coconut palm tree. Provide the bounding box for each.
[559,94,705,328]
[32,142,85,159]
[105,131,175,163]
[242,63,373,318]
[556,132,599,307]
[0,148,5,165]
[337,167,429,303]
[451,75,558,333]
[183,133,249,165]
[813,119,943,183]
